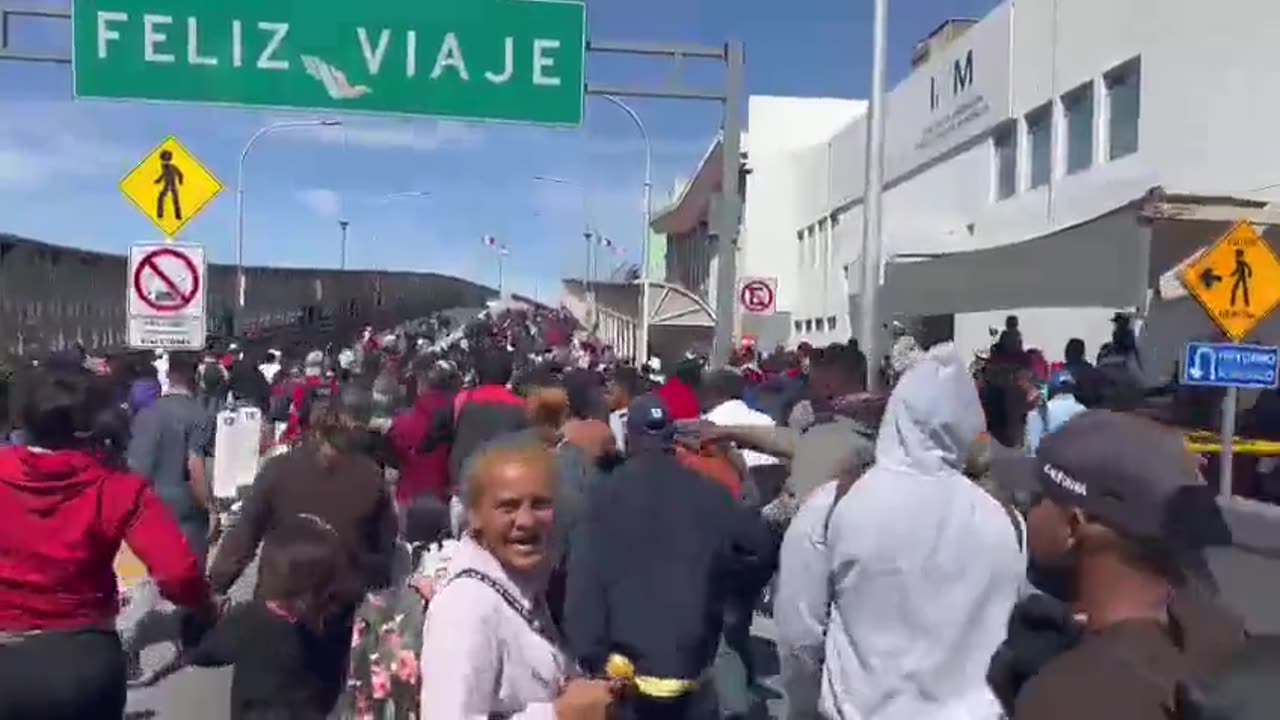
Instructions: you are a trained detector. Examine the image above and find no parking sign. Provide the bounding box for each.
[738,277,777,315]
[127,243,206,350]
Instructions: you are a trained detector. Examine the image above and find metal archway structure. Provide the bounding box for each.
[643,280,716,328]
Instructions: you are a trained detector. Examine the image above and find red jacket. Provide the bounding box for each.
[388,390,453,506]
[283,375,340,442]
[656,378,701,420]
[0,447,209,632]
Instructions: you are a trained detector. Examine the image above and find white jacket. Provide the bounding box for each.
[819,343,1025,720]
[419,537,576,719]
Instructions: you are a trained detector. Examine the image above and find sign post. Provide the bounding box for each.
[72,0,587,126]
[1181,341,1280,499]
[1181,221,1280,497]
[127,243,208,349]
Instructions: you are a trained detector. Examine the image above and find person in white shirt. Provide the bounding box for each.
[702,370,780,469]
[604,367,643,454]
[258,351,281,385]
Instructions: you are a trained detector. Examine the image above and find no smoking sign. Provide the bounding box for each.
[127,243,207,350]
[739,277,777,315]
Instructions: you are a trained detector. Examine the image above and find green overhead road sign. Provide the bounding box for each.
[72,0,586,126]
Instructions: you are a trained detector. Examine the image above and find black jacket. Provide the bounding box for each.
[563,447,776,680]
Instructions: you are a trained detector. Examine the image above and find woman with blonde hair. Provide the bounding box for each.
[419,444,617,720]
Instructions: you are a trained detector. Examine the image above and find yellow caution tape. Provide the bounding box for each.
[1183,430,1280,455]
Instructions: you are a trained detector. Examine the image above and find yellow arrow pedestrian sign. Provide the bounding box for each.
[119,136,223,238]
[1181,220,1280,342]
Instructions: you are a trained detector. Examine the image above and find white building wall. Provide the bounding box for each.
[743,97,865,345]
[745,0,1280,357]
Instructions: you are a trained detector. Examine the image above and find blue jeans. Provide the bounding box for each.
[178,516,210,567]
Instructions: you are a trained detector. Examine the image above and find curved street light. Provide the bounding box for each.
[235,118,341,324]
[597,94,652,363]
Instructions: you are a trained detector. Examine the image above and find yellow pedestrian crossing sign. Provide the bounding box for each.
[119,136,223,238]
[1182,220,1280,342]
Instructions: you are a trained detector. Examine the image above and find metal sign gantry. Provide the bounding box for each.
[3,4,746,365]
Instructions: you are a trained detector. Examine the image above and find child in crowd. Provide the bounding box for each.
[137,513,354,719]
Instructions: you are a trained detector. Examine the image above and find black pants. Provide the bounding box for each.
[0,629,126,720]
[615,685,719,720]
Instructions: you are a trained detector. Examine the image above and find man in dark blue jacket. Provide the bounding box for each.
[565,394,776,719]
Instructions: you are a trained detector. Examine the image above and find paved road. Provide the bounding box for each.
[123,554,256,720]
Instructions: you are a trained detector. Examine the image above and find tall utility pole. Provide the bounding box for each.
[497,248,506,296]
[338,219,350,270]
[711,42,745,365]
[859,0,889,391]
[583,227,595,328]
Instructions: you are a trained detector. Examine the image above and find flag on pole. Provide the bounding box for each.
[482,235,498,248]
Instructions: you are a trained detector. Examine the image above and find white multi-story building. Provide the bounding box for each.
[742,0,1280,378]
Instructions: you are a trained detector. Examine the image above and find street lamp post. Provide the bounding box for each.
[235,118,341,333]
[338,219,350,270]
[532,175,598,330]
[598,94,653,365]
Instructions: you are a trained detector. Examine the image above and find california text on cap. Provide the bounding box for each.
[1034,410,1205,543]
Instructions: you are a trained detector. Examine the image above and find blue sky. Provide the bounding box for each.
[0,0,998,301]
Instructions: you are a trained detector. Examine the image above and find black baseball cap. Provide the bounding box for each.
[1032,410,1220,545]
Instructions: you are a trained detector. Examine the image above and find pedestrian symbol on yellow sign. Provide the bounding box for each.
[120,136,222,238]
[1230,248,1252,308]
[155,150,184,221]
[1182,220,1280,342]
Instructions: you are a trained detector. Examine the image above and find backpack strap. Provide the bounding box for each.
[448,568,552,640]
[1000,498,1026,553]
[822,473,859,541]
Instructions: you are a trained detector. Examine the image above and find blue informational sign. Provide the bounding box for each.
[1182,342,1280,389]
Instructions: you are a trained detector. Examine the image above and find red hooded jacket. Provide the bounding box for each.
[0,447,209,632]
[656,377,701,420]
[388,389,453,506]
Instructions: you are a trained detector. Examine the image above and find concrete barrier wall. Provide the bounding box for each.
[0,233,495,355]
[1210,497,1280,634]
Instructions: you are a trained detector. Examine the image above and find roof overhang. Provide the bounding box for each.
[868,186,1278,318]
[650,137,724,236]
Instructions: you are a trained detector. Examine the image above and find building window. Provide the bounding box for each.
[1026,104,1052,190]
[794,320,803,333]
[827,316,837,332]
[993,123,1017,200]
[1063,82,1094,174]
[1106,59,1140,160]
[818,220,829,271]
[804,319,813,332]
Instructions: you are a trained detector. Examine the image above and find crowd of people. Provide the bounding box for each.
[0,304,1273,720]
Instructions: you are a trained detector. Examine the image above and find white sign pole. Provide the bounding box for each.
[1219,386,1238,500]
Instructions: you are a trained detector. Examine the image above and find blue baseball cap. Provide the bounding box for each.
[626,394,673,437]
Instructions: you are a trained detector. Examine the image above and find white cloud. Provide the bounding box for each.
[295,188,343,218]
[269,115,485,152]
[0,101,135,191]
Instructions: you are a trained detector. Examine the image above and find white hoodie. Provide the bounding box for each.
[819,343,1025,720]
